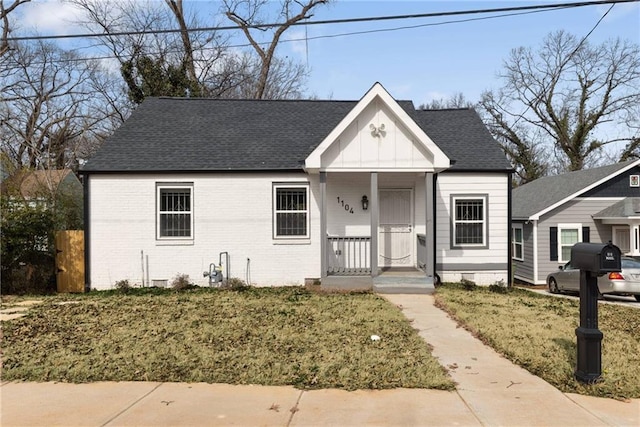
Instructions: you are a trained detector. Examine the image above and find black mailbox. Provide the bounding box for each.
[571,242,621,275]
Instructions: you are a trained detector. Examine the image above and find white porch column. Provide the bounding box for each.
[425,172,435,281]
[320,172,327,278]
[370,172,379,277]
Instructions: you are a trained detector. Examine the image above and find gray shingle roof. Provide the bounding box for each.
[82,97,510,173]
[410,108,512,171]
[513,160,639,219]
[593,197,640,218]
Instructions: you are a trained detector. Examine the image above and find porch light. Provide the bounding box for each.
[361,195,369,211]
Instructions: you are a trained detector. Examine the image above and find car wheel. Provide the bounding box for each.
[634,295,640,302]
[548,278,559,294]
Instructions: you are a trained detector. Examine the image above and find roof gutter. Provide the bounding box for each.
[80,168,306,175]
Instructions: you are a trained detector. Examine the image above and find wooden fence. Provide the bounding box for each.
[55,230,84,293]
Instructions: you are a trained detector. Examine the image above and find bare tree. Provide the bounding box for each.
[419,93,473,110]
[619,103,640,161]
[480,31,640,175]
[70,0,242,102]
[0,40,124,170]
[0,0,30,57]
[223,0,329,99]
[165,0,197,86]
[479,91,548,185]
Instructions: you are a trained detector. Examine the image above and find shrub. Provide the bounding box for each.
[226,277,249,290]
[1,198,55,294]
[114,279,132,293]
[460,278,477,291]
[488,279,509,294]
[170,273,193,291]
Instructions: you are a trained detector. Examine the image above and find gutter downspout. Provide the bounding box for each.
[82,173,90,292]
[508,172,513,286]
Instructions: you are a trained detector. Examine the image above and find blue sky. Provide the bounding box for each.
[286,0,640,103]
[15,0,640,105]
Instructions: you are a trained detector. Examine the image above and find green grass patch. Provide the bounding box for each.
[2,287,453,391]
[435,284,640,400]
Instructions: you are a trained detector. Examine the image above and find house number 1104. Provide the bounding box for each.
[337,197,354,214]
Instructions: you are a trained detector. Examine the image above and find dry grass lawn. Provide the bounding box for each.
[435,284,640,400]
[2,287,454,391]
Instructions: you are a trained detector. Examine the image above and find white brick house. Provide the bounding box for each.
[81,83,513,290]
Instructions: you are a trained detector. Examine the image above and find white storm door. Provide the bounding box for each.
[613,226,631,254]
[379,189,413,267]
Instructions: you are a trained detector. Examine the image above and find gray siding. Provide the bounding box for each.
[581,166,640,197]
[537,198,617,282]
[513,221,534,283]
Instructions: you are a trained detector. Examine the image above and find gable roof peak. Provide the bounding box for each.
[304,82,450,172]
[513,159,640,220]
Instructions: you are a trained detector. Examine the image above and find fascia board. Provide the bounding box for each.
[530,159,640,220]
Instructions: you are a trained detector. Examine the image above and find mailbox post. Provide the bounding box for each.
[570,242,621,383]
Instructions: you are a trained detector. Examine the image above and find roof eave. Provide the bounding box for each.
[81,167,306,175]
[529,159,640,220]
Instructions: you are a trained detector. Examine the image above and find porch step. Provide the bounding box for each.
[320,273,435,294]
[373,274,435,294]
[321,276,373,292]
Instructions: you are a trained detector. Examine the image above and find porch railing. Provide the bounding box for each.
[327,236,371,275]
[416,233,427,271]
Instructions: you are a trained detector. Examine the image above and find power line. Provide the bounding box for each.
[510,3,617,127]
[6,0,638,42]
[13,6,577,66]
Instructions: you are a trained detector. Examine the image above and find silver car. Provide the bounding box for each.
[546,257,640,302]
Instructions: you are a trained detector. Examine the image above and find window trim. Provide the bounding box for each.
[450,194,488,249]
[512,223,524,261]
[156,183,194,241]
[557,223,581,263]
[272,183,310,240]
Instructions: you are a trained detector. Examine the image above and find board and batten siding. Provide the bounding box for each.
[536,198,620,283]
[88,173,321,290]
[321,100,434,170]
[435,172,509,285]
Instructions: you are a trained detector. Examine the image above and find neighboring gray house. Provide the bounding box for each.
[512,159,640,285]
[81,83,513,290]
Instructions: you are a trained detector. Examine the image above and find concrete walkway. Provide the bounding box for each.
[384,294,640,427]
[0,300,43,321]
[2,294,638,426]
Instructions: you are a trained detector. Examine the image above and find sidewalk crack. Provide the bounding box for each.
[101,382,163,426]
[455,389,486,426]
[286,390,305,426]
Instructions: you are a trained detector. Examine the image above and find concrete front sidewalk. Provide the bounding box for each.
[1,382,480,426]
[2,379,638,427]
[384,294,640,427]
[2,294,638,426]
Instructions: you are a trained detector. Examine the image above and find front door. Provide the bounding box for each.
[379,189,413,267]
